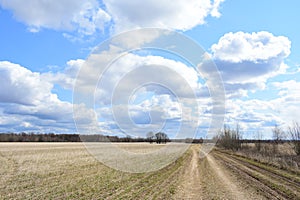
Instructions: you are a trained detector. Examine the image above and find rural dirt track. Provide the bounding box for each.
[175,144,300,199]
[175,145,201,199]
[176,144,265,199]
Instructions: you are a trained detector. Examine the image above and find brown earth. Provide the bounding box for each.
[175,145,300,200]
[176,145,266,199]
[175,145,202,199]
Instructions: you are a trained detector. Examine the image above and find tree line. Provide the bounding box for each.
[0,132,206,143]
[0,132,171,143]
[215,122,300,155]
[0,133,81,142]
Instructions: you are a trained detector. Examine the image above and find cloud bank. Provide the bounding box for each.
[0,0,224,36]
[0,0,111,35]
[104,0,224,32]
[208,31,291,98]
[0,61,97,133]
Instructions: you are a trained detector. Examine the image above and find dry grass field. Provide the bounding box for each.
[1,143,300,199]
[239,143,300,171]
[0,143,186,199]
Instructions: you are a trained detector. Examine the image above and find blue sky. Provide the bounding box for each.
[0,0,299,139]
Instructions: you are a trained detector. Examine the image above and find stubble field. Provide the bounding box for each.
[1,143,300,199]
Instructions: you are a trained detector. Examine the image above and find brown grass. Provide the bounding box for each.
[239,143,300,171]
[0,142,187,199]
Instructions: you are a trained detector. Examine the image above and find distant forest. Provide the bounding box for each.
[0,132,173,143]
[0,133,81,142]
[0,132,289,144]
[0,132,205,143]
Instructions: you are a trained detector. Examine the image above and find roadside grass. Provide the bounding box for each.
[218,147,300,177]
[215,149,300,199]
[240,143,300,171]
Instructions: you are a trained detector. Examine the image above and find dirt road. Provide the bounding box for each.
[175,145,202,199]
[175,145,300,200]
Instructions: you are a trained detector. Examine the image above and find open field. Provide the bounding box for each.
[1,143,300,199]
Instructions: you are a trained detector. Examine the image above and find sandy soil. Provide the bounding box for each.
[175,145,202,199]
[175,145,285,200]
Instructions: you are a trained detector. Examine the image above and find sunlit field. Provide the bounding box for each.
[0,143,187,199]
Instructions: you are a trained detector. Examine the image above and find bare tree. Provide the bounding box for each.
[146,131,155,144]
[217,124,241,151]
[287,122,300,155]
[255,131,263,152]
[273,125,285,141]
[272,125,285,154]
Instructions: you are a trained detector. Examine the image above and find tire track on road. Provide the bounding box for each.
[214,151,300,199]
[175,145,202,200]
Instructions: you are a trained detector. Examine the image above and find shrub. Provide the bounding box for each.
[217,124,241,151]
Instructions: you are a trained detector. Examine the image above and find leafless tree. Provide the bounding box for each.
[287,122,300,155]
[255,131,263,152]
[272,125,285,153]
[217,124,241,151]
[146,131,155,144]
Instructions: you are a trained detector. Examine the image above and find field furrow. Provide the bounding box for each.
[213,150,300,199]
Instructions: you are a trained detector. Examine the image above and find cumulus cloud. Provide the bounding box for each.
[205,31,291,98]
[0,61,55,105]
[43,59,84,90]
[104,0,224,32]
[90,54,207,136]
[218,78,300,138]
[0,61,97,133]
[273,80,300,96]
[210,0,224,17]
[223,98,283,137]
[224,82,265,98]
[212,31,290,63]
[84,53,204,105]
[0,0,111,35]
[211,31,290,82]
[95,92,208,138]
[96,94,181,136]
[270,80,300,125]
[0,0,224,36]
[69,45,212,136]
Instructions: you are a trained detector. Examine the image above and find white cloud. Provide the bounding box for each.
[88,53,203,105]
[97,0,223,32]
[219,78,300,138]
[43,59,84,90]
[224,81,266,98]
[270,80,300,125]
[95,92,208,138]
[212,31,290,63]
[111,28,164,49]
[223,98,283,138]
[68,47,212,137]
[0,61,54,105]
[0,0,224,36]
[0,61,97,133]
[273,80,300,95]
[0,0,111,35]
[210,0,224,17]
[205,31,291,98]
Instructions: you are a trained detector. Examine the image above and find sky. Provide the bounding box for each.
[0,0,300,139]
